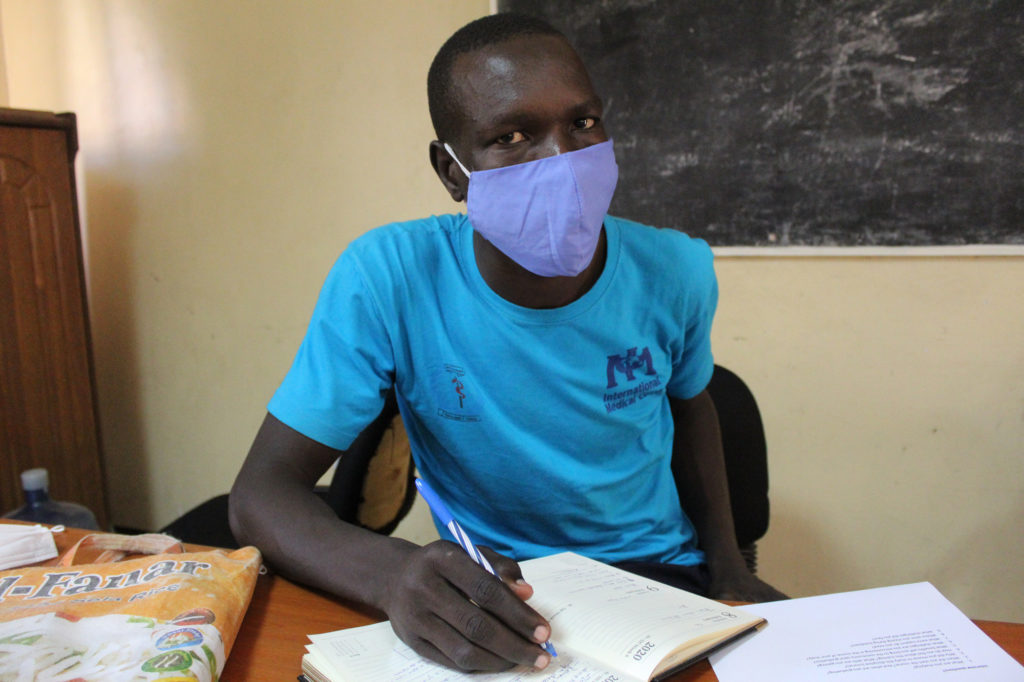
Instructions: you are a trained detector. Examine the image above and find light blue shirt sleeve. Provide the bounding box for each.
[666,236,718,400]
[267,247,395,450]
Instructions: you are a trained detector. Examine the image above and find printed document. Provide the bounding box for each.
[709,582,1024,681]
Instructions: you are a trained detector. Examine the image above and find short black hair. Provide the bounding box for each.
[427,12,566,143]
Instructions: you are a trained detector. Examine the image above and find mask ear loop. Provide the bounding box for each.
[443,142,473,178]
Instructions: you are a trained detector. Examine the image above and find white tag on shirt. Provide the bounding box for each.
[0,524,62,570]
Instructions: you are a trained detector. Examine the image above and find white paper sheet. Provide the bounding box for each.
[709,582,1024,681]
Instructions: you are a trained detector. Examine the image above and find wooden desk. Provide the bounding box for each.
[223,572,1024,681]
[11,524,1024,681]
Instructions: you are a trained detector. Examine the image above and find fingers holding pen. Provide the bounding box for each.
[434,542,553,668]
[402,620,553,673]
[418,604,552,672]
[482,545,535,601]
[386,541,552,672]
[407,480,554,668]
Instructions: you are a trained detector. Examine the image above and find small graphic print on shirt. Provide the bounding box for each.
[604,346,663,413]
[438,363,481,422]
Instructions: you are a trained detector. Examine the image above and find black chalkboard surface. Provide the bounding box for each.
[498,1,1023,246]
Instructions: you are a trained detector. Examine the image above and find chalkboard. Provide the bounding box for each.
[498,1,1024,246]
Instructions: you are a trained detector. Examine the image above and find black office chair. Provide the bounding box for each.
[703,364,770,574]
[163,365,772,572]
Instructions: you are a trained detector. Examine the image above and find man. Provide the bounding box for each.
[230,12,785,673]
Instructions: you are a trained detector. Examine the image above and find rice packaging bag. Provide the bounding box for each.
[0,532,260,681]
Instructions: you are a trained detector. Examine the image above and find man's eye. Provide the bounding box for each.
[496,131,526,144]
[574,117,598,130]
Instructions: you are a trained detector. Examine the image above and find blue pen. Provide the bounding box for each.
[414,477,557,658]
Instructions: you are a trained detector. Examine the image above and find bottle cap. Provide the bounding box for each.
[20,468,49,491]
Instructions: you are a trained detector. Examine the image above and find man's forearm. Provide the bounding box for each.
[228,413,417,612]
[230,469,416,610]
[670,393,790,601]
[669,391,747,572]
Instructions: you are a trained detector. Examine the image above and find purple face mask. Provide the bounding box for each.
[444,139,619,277]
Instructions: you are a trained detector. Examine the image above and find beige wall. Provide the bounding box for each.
[712,255,1023,623]
[3,1,1021,622]
[0,8,7,104]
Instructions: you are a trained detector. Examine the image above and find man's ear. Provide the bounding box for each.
[429,140,467,203]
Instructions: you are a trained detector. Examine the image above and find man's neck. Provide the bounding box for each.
[472,229,607,309]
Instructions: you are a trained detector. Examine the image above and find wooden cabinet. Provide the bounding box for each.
[0,108,108,528]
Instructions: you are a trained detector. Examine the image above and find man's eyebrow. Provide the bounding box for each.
[480,95,605,130]
[571,95,605,115]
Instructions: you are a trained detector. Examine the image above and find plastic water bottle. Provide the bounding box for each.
[2,468,100,529]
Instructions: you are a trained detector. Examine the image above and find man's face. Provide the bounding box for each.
[447,34,608,175]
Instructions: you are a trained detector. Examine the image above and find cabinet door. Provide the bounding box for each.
[0,110,108,528]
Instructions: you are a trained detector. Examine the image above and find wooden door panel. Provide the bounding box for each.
[0,111,107,528]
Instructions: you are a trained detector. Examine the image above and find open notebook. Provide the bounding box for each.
[302,551,764,681]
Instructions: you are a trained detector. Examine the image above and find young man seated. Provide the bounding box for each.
[230,12,786,674]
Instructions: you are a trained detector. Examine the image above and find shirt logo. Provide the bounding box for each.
[604,346,662,413]
[606,347,656,388]
[451,373,466,408]
[438,363,481,422]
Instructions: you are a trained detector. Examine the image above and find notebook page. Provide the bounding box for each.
[522,552,763,680]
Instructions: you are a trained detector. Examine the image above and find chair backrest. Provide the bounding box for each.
[326,389,416,535]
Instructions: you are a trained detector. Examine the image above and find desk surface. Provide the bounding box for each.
[224,577,1024,681]
[11,524,1024,681]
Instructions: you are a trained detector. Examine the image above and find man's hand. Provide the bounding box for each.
[383,540,553,672]
[708,563,789,603]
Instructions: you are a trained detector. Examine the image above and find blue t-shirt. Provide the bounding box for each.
[268,213,717,566]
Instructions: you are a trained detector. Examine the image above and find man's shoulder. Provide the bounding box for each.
[608,215,713,271]
[349,213,467,257]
